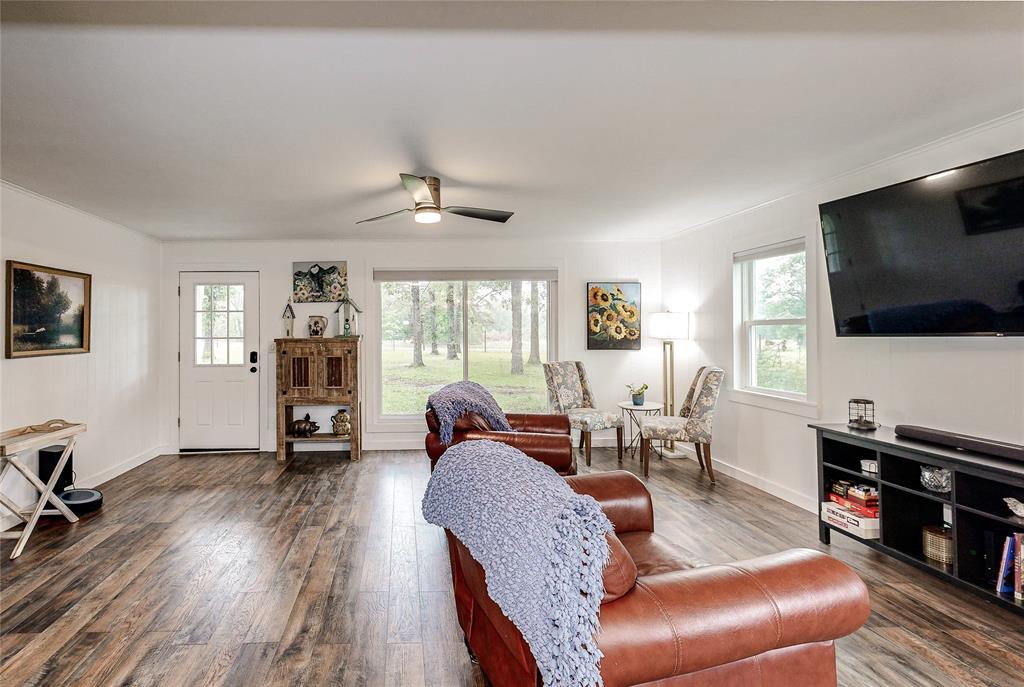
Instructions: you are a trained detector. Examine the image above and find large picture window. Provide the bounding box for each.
[376,271,557,416]
[735,241,807,398]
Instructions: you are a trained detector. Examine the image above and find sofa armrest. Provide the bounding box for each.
[596,548,870,687]
[455,430,575,474]
[505,413,570,435]
[564,471,654,533]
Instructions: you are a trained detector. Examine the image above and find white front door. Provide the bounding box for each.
[179,272,260,450]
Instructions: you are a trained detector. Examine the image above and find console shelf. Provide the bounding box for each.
[822,461,879,483]
[812,423,1024,616]
[276,337,361,463]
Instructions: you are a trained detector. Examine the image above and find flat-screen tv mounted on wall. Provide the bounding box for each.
[818,149,1024,336]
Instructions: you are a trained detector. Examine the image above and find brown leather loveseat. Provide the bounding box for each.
[443,470,870,687]
[425,409,575,475]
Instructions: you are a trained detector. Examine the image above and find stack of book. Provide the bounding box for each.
[996,532,1024,600]
[821,480,880,539]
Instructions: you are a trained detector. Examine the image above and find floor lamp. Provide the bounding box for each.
[649,312,690,451]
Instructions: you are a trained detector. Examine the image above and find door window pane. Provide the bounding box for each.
[228,339,244,365]
[193,283,245,365]
[196,338,212,365]
[210,285,228,311]
[228,312,244,337]
[212,338,229,365]
[195,285,209,310]
[196,312,212,337]
[211,312,228,337]
[228,285,244,310]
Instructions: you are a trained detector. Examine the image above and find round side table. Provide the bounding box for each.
[617,401,664,460]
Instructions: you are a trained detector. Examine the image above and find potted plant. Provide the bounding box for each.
[627,383,648,406]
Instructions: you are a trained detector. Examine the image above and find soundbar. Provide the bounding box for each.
[894,425,1024,463]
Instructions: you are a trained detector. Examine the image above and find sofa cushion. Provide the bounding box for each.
[617,531,705,577]
[602,531,638,602]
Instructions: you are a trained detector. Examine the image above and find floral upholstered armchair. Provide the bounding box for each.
[639,366,725,481]
[542,361,623,466]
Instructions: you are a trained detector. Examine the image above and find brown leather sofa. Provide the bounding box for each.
[425,409,575,475]
[442,471,870,687]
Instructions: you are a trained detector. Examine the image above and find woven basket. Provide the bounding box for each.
[922,525,954,565]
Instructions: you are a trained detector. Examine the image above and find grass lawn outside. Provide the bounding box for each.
[381,348,549,415]
[755,346,806,394]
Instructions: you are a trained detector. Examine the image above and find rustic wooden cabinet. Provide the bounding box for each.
[275,337,360,463]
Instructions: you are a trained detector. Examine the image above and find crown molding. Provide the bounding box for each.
[1,180,161,246]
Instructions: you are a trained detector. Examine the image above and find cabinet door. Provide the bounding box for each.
[320,344,355,399]
[281,342,318,397]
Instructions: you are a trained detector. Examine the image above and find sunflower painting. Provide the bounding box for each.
[587,281,641,350]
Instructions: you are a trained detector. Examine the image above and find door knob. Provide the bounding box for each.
[250,366,257,373]
[250,351,259,364]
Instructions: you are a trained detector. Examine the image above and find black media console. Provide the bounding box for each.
[811,423,1024,616]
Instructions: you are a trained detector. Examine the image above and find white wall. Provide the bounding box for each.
[159,239,663,452]
[1,184,165,529]
[661,114,1024,511]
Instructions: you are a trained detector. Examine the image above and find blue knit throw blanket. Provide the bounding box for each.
[427,380,514,445]
[422,439,612,686]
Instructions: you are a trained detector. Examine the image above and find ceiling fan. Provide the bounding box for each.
[356,174,514,225]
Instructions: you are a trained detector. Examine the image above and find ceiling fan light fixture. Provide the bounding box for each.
[414,207,441,224]
[356,173,512,225]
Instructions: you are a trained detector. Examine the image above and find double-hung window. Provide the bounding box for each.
[374,269,558,418]
[735,240,808,398]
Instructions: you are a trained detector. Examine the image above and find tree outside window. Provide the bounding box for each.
[380,279,551,415]
[739,247,807,396]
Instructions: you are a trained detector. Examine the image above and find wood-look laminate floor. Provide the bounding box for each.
[2,447,1023,686]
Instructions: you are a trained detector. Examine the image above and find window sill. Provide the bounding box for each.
[368,414,425,434]
[727,388,819,419]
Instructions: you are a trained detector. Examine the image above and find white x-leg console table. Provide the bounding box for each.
[0,419,86,559]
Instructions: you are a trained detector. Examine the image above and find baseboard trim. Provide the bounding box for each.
[80,444,172,489]
[363,436,425,451]
[668,445,817,513]
[0,443,169,532]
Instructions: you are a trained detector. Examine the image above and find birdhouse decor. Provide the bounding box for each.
[282,299,296,337]
[847,398,879,431]
[335,287,363,337]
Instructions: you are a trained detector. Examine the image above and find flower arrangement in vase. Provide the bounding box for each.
[587,282,641,350]
[627,383,648,406]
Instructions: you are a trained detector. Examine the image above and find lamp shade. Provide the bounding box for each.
[649,312,689,340]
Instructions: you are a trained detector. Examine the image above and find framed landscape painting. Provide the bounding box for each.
[6,260,91,358]
[587,281,641,350]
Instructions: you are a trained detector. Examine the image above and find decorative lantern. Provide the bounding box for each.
[282,300,296,337]
[847,399,878,430]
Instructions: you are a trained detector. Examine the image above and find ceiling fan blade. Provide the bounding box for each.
[400,173,438,207]
[355,208,412,224]
[443,206,514,223]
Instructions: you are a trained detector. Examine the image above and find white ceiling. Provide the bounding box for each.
[2,2,1022,241]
